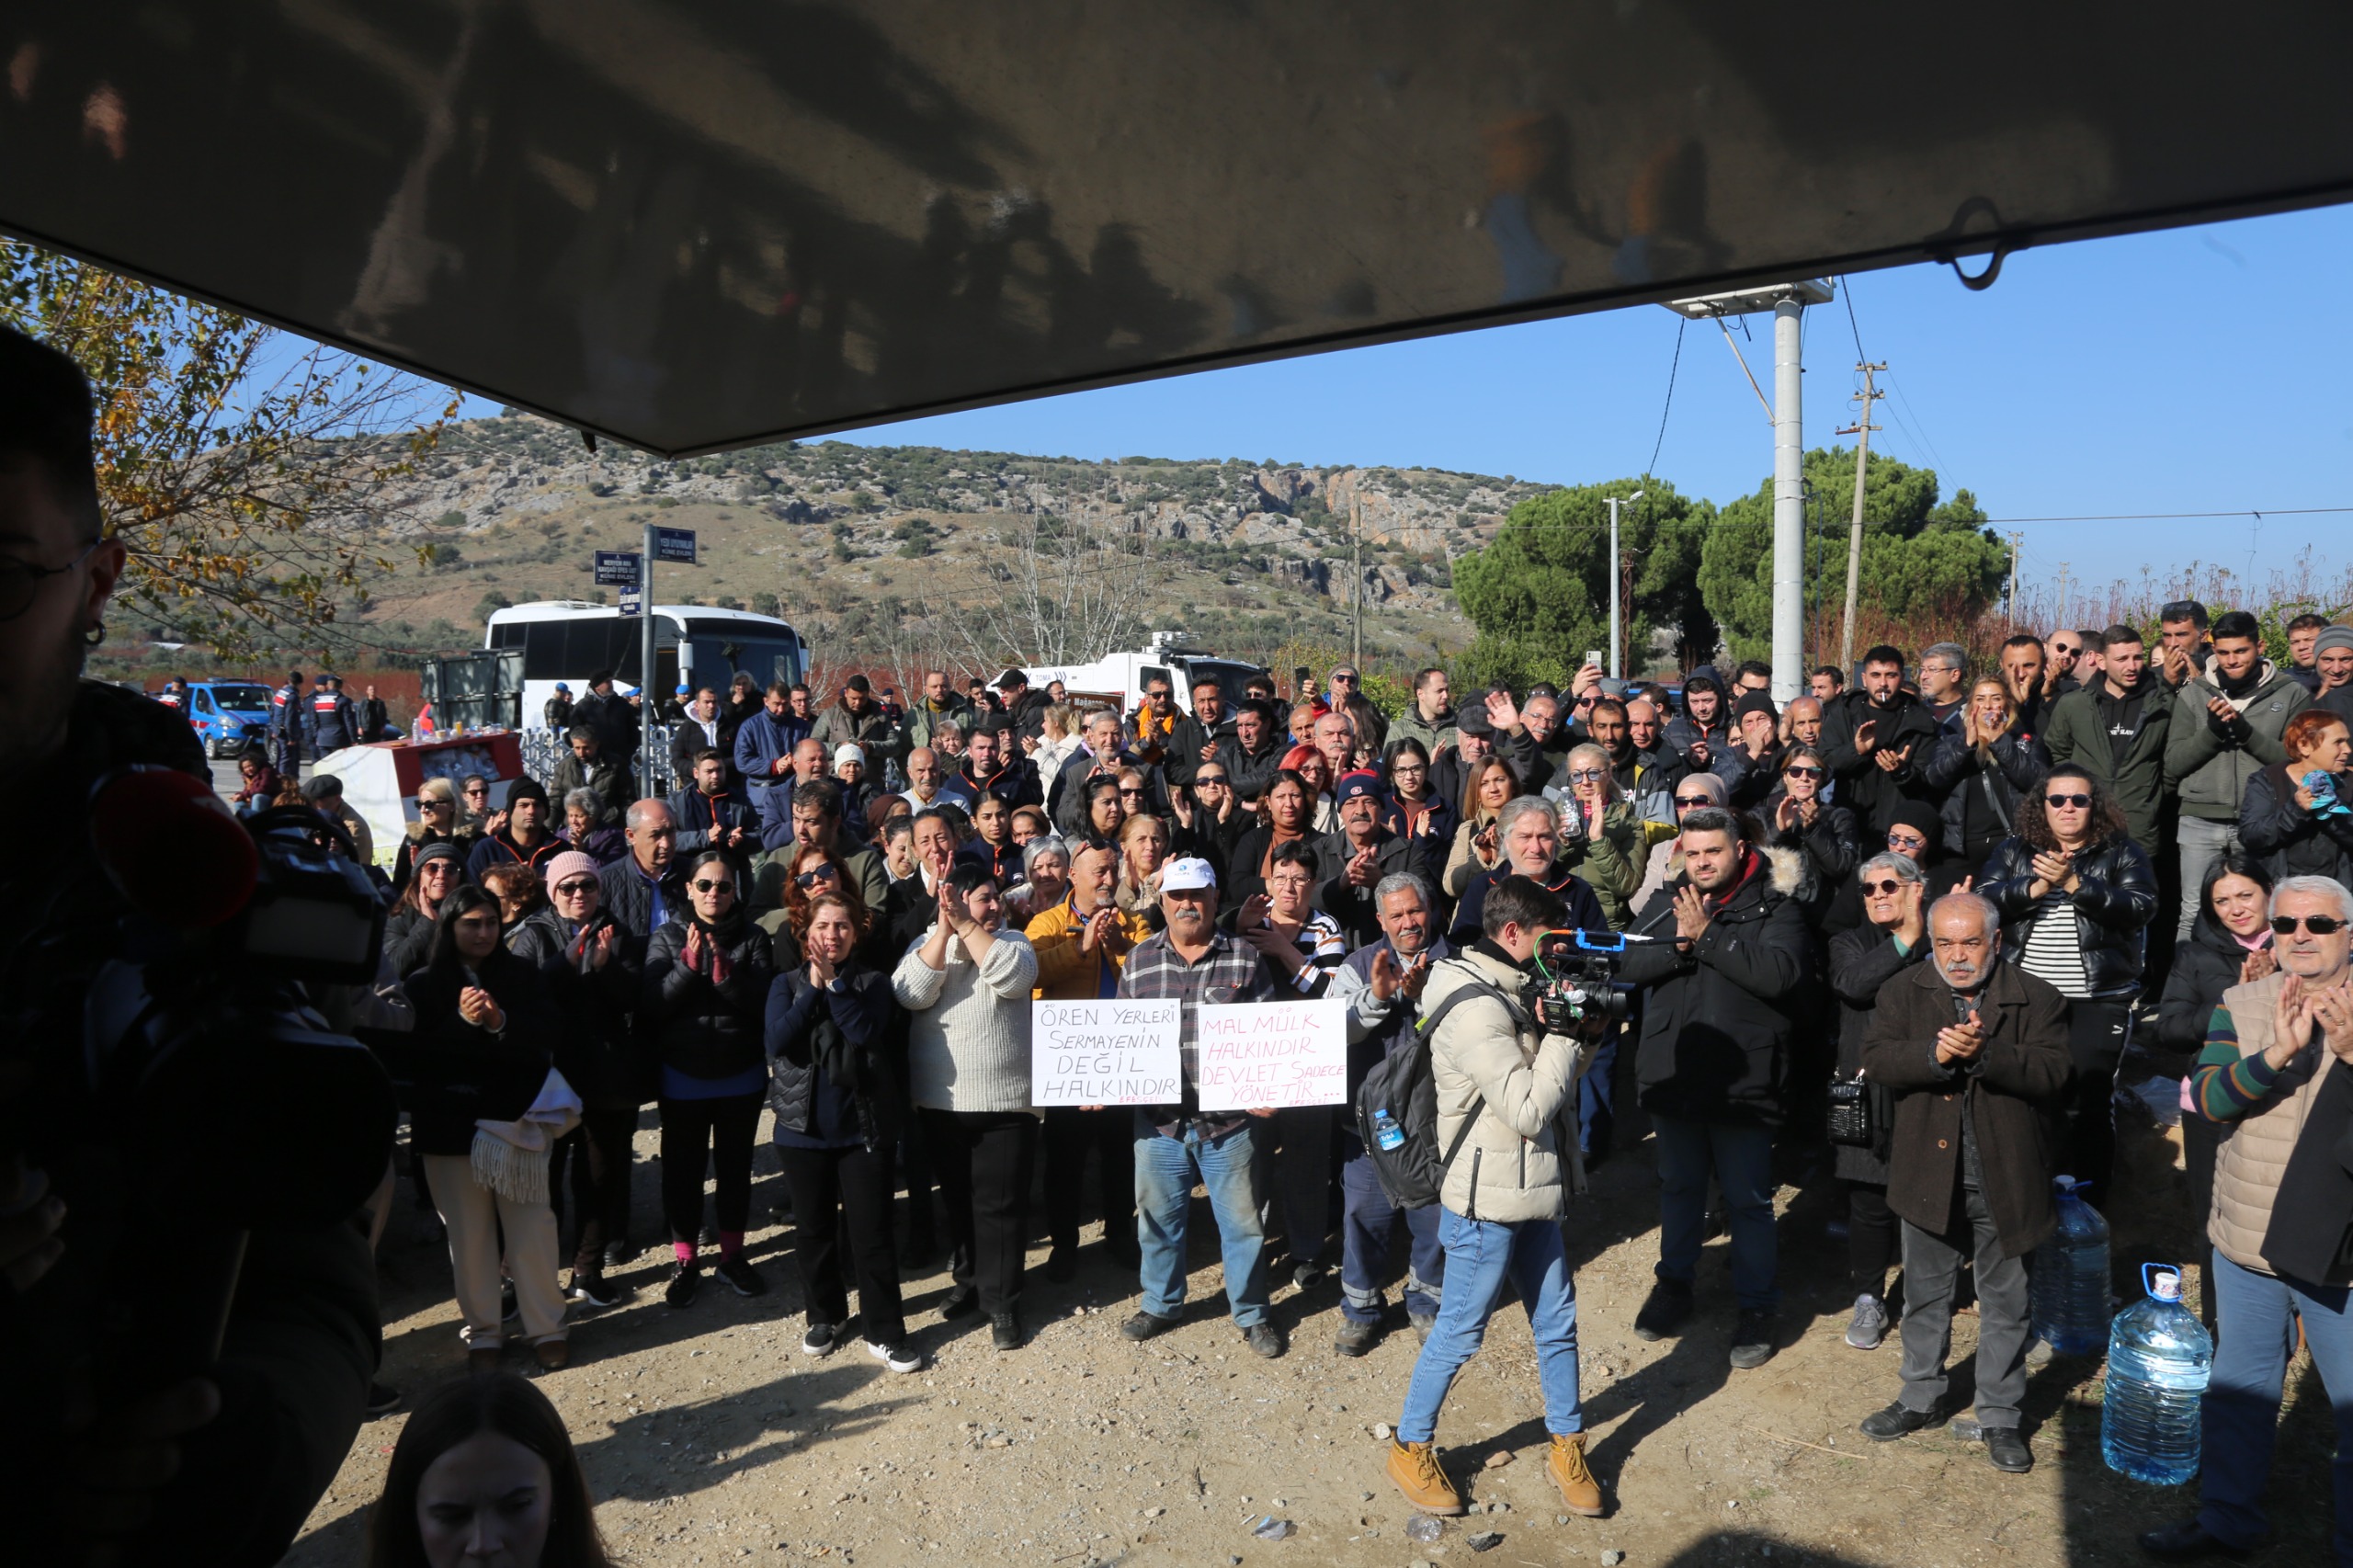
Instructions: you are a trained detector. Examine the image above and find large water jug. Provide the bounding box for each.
[2102,1263,2212,1484]
[2030,1176,2111,1355]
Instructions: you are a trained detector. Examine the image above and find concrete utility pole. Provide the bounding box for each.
[1834,362,1885,676]
[1605,490,1643,679]
[2056,562,2071,630]
[2006,530,2026,624]
[1663,279,1833,705]
[642,515,659,801]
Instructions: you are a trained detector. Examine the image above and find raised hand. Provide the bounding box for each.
[1486,688,1521,733]
[2240,946,2279,985]
[2268,975,2318,1069]
[1673,884,1712,943]
[1935,1007,1986,1066]
[1853,719,1880,756]
[1370,946,1402,1003]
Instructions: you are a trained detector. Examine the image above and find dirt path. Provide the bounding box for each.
[284,1099,2330,1568]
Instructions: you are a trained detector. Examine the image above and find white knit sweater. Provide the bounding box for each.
[892,930,1040,1113]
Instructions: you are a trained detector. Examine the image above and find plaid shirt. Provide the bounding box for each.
[1117,926,1281,1137]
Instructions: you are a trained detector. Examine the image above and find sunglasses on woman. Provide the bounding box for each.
[2045,792,2092,809]
[2271,915,2347,935]
[1859,878,1909,896]
[795,866,837,888]
[692,878,736,895]
[420,798,452,812]
[553,879,598,897]
[1119,787,1148,799]
[1673,794,1714,809]
[1195,773,1228,786]
[1784,765,1824,780]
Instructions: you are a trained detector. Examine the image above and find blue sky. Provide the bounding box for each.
[824,203,2353,606]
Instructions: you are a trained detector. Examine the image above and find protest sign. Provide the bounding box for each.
[1029,998,1182,1107]
[1193,998,1347,1111]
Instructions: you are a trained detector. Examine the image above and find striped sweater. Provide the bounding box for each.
[2191,1004,2281,1120]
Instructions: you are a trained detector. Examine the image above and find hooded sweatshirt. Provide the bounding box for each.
[2164,654,2310,823]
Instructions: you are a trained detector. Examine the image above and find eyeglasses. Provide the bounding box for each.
[1860,878,1909,896]
[0,540,101,623]
[1391,762,1426,776]
[1887,835,1927,851]
[1673,795,1714,809]
[1119,787,1148,799]
[553,879,599,897]
[464,786,487,798]
[420,798,452,812]
[691,879,736,895]
[1566,768,1608,782]
[2271,915,2347,935]
[1784,765,1824,780]
[2044,793,2093,809]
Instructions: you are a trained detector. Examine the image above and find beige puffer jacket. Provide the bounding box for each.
[1425,945,1587,1222]
[2208,969,2344,1273]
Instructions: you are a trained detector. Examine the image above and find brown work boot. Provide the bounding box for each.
[1386,1438,1466,1516]
[533,1338,571,1371]
[1548,1432,1604,1517]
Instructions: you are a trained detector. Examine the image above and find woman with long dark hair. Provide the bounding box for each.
[1224,767,1324,908]
[2154,851,2276,1335]
[1978,763,2159,1206]
[364,1371,613,1568]
[1926,676,2052,869]
[402,887,569,1370]
[767,890,920,1370]
[642,848,776,1307]
[1441,754,1521,896]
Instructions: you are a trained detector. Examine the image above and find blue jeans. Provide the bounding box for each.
[1398,1207,1583,1445]
[1133,1113,1270,1328]
[1652,1115,1779,1313]
[1338,1142,1443,1324]
[2198,1254,2353,1562]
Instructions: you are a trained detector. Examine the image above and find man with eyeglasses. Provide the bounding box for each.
[589,798,682,937]
[1165,673,1234,790]
[1915,643,1970,726]
[0,324,381,1560]
[1129,673,1179,767]
[2145,875,2353,1562]
[1856,892,2071,1476]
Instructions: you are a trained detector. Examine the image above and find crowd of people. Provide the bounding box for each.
[9,319,2351,1560]
[275,608,2353,1551]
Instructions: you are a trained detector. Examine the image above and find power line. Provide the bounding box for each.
[1984,506,2353,523]
[1643,318,1685,483]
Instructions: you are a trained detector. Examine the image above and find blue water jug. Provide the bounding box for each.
[2102,1263,2212,1485]
[2030,1176,2111,1356]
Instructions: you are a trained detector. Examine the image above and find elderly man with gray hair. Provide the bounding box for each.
[2144,874,2353,1562]
[1327,869,1455,1358]
[1858,891,2072,1473]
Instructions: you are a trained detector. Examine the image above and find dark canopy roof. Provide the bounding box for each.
[5,4,2347,456]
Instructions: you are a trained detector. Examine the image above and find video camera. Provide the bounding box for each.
[1529,927,1638,1033]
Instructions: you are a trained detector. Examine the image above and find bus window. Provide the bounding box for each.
[688,635,800,692]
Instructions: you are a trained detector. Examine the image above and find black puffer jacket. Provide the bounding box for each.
[1759,790,1858,929]
[383,902,444,980]
[399,948,557,1155]
[507,905,645,1108]
[2238,761,2353,885]
[1617,846,1813,1127]
[1826,923,1928,1185]
[765,961,908,1152]
[1977,831,2159,999]
[1926,729,2052,865]
[2154,912,2273,1071]
[642,914,776,1083]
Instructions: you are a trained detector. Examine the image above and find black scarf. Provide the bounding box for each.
[2260,1051,2353,1284]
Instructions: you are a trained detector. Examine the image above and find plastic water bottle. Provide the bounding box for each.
[2031,1176,2112,1356]
[1373,1108,1405,1152]
[2102,1263,2212,1484]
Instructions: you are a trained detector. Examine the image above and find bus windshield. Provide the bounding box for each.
[686,631,801,694]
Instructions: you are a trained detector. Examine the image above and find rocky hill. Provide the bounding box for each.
[342,414,1550,673]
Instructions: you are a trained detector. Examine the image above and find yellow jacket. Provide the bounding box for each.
[1027,896,1155,1000]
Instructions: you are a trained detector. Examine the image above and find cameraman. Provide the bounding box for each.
[1383,874,1604,1521]
[0,325,380,1562]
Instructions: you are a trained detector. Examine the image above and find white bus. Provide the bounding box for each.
[485,600,808,723]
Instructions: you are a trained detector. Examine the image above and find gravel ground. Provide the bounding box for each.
[278,1085,2336,1568]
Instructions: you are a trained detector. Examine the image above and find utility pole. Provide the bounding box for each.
[642,514,658,801]
[1834,361,1884,678]
[1349,490,1363,668]
[2055,562,2071,631]
[2005,530,2026,624]
[1605,490,1643,679]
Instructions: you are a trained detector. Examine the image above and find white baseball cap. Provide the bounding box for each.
[1161,857,1218,892]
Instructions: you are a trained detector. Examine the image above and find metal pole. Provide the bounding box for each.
[642,517,657,802]
[1606,496,1621,681]
[1837,362,1882,677]
[1769,297,1804,705]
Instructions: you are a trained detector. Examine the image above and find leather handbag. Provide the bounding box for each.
[1825,1074,1874,1149]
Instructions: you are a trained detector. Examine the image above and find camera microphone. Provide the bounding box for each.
[89,765,260,928]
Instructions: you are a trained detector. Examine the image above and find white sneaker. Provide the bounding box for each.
[1845,1293,1890,1350]
[867,1338,926,1374]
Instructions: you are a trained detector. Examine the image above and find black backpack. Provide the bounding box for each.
[1352,974,1513,1210]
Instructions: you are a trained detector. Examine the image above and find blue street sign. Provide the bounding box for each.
[619,585,643,615]
[595,550,642,586]
[654,526,698,564]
